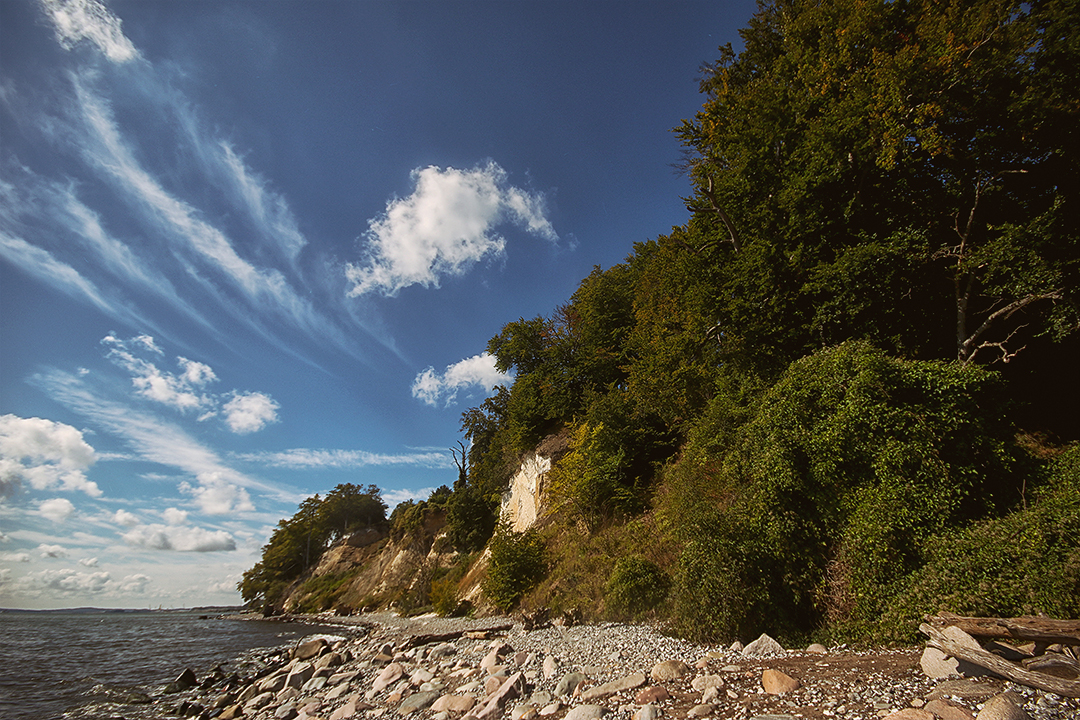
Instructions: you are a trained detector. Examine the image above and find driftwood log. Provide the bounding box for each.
[923,613,1080,646]
[397,623,513,651]
[920,621,1080,698]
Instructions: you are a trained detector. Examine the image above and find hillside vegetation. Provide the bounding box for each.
[242,0,1080,645]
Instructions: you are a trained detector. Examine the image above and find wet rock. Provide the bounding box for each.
[651,660,691,682]
[164,667,198,693]
[760,668,800,694]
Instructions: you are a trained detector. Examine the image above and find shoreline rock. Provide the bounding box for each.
[61,612,1079,720]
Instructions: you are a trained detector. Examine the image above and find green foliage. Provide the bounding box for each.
[293,570,361,614]
[662,342,1026,642]
[874,444,1080,642]
[430,553,478,617]
[483,525,547,612]
[238,484,386,610]
[604,556,669,619]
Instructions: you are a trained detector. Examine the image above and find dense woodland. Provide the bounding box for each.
[242,0,1080,644]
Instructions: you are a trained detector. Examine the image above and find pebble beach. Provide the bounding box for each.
[61,612,1079,720]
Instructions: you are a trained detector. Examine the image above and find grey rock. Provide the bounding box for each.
[398,691,441,716]
[555,671,588,697]
[475,671,527,720]
[651,660,691,682]
[563,705,607,720]
[686,703,715,718]
[742,634,784,657]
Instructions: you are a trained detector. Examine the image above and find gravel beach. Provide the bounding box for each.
[62,612,1079,720]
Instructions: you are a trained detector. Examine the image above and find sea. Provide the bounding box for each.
[0,608,355,720]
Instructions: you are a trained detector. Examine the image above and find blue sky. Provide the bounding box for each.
[0,0,757,609]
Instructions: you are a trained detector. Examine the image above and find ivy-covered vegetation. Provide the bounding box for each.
[448,0,1080,641]
[242,0,1079,641]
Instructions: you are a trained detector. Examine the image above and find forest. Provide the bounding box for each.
[242,0,1080,644]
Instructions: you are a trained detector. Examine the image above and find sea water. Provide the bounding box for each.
[0,609,351,720]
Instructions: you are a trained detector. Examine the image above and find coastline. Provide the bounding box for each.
[60,611,1078,720]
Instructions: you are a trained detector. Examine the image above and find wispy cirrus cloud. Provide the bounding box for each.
[346,161,558,297]
[412,352,511,407]
[40,0,140,64]
[235,448,452,470]
[29,367,273,514]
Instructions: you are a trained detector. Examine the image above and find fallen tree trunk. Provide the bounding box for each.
[920,623,1080,698]
[924,613,1080,645]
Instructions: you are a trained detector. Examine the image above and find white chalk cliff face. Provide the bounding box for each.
[500,452,551,532]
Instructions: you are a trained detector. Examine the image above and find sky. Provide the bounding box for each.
[0,0,758,609]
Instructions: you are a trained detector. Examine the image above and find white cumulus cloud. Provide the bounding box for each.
[0,414,101,497]
[113,509,140,527]
[38,543,68,558]
[222,392,279,434]
[122,523,236,552]
[39,497,76,523]
[180,473,253,515]
[40,0,140,63]
[346,161,557,297]
[412,353,512,407]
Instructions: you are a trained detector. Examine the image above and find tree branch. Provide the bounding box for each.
[959,289,1063,363]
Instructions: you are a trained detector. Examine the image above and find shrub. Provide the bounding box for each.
[483,525,546,612]
[604,556,669,619]
[874,444,1080,641]
[662,342,1027,642]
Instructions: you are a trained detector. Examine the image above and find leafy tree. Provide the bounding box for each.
[676,0,1079,371]
[318,483,386,541]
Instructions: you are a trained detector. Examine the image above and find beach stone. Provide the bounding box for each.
[432,694,477,714]
[580,672,647,701]
[237,682,261,704]
[316,652,343,670]
[926,680,1000,702]
[687,703,715,717]
[398,691,441,715]
[924,699,975,720]
[275,704,299,720]
[543,655,559,679]
[884,710,934,720]
[691,675,724,692]
[475,671,527,720]
[761,669,800,694]
[636,705,661,720]
[411,668,435,685]
[511,704,538,720]
[329,670,358,686]
[976,693,1031,720]
[563,704,607,720]
[484,675,505,695]
[431,643,458,658]
[540,703,562,716]
[729,641,744,652]
[260,670,289,693]
[245,691,276,711]
[218,705,244,720]
[636,686,671,704]
[743,634,784,657]
[302,675,328,691]
[326,682,353,701]
[651,660,692,682]
[806,644,828,654]
[373,663,406,693]
[295,638,329,660]
[555,671,588,697]
[286,661,316,690]
[481,643,513,670]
